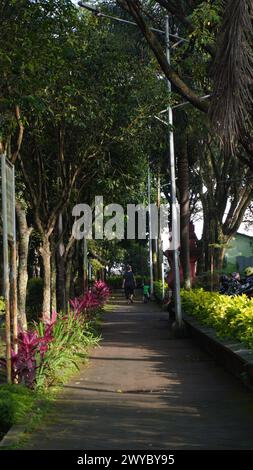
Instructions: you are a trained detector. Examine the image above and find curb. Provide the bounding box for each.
[0,424,27,448]
[0,396,53,449]
[183,313,253,391]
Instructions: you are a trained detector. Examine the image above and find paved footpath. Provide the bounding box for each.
[24,293,253,450]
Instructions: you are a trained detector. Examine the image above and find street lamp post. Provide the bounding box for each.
[77,2,188,41]
[165,15,182,327]
[148,167,154,296]
[78,2,184,326]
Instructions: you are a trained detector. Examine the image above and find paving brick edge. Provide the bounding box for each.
[0,406,42,448]
[183,313,253,391]
[0,423,28,448]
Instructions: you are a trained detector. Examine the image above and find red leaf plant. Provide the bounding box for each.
[0,282,109,388]
[69,289,103,316]
[92,281,110,305]
[0,319,55,388]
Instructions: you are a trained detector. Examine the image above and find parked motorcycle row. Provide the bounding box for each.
[219,267,253,298]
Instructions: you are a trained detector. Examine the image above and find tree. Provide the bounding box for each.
[209,0,253,152]
[16,201,33,329]
[115,0,253,158]
[186,112,253,271]
[114,0,253,277]
[1,0,172,319]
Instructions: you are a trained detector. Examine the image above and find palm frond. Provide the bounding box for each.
[209,0,253,152]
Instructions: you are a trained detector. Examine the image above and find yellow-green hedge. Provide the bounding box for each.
[0,297,5,314]
[154,281,170,302]
[181,288,253,348]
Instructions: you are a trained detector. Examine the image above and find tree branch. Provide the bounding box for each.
[11,105,24,165]
[17,154,44,234]
[117,0,209,112]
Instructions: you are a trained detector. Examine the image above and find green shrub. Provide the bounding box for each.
[153,280,171,303]
[0,297,5,324]
[35,313,100,390]
[181,288,253,348]
[0,297,5,313]
[106,274,146,289]
[135,275,148,288]
[154,281,163,302]
[106,275,122,289]
[0,395,14,429]
[26,278,43,322]
[0,384,54,443]
[0,384,36,430]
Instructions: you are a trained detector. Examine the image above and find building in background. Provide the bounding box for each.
[224,232,253,274]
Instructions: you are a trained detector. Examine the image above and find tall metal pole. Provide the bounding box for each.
[165,16,182,327]
[148,168,154,295]
[161,240,165,300]
[1,154,12,383]
[11,163,18,354]
[78,2,189,42]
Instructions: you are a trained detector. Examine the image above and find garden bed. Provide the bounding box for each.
[183,314,253,390]
[0,384,53,445]
[181,288,253,390]
[0,281,110,447]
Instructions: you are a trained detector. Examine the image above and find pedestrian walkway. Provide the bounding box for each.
[24,293,253,450]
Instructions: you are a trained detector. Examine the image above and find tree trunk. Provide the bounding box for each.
[40,236,51,321]
[51,248,57,311]
[214,231,230,272]
[202,205,228,287]
[196,240,204,275]
[201,206,210,272]
[66,243,75,303]
[217,246,226,272]
[56,214,66,311]
[178,141,191,289]
[201,200,217,273]
[66,263,72,310]
[83,238,88,293]
[57,251,66,311]
[16,202,33,330]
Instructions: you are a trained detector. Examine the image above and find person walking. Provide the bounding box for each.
[122,265,136,304]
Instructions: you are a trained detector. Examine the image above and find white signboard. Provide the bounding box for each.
[1,155,15,241]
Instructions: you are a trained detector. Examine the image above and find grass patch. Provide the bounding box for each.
[0,316,102,448]
[0,350,95,449]
[0,282,110,447]
[0,384,53,443]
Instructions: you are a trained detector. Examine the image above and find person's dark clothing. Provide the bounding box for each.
[124,271,135,287]
[124,271,135,299]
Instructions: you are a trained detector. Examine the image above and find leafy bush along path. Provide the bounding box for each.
[181,288,253,347]
[20,293,253,450]
[0,281,109,389]
[0,281,110,444]
[0,384,54,444]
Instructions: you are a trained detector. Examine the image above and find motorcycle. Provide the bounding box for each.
[219,272,253,298]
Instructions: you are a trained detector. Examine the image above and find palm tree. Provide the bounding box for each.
[116,0,252,154]
[209,0,253,153]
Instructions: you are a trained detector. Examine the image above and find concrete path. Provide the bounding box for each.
[24,293,253,450]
